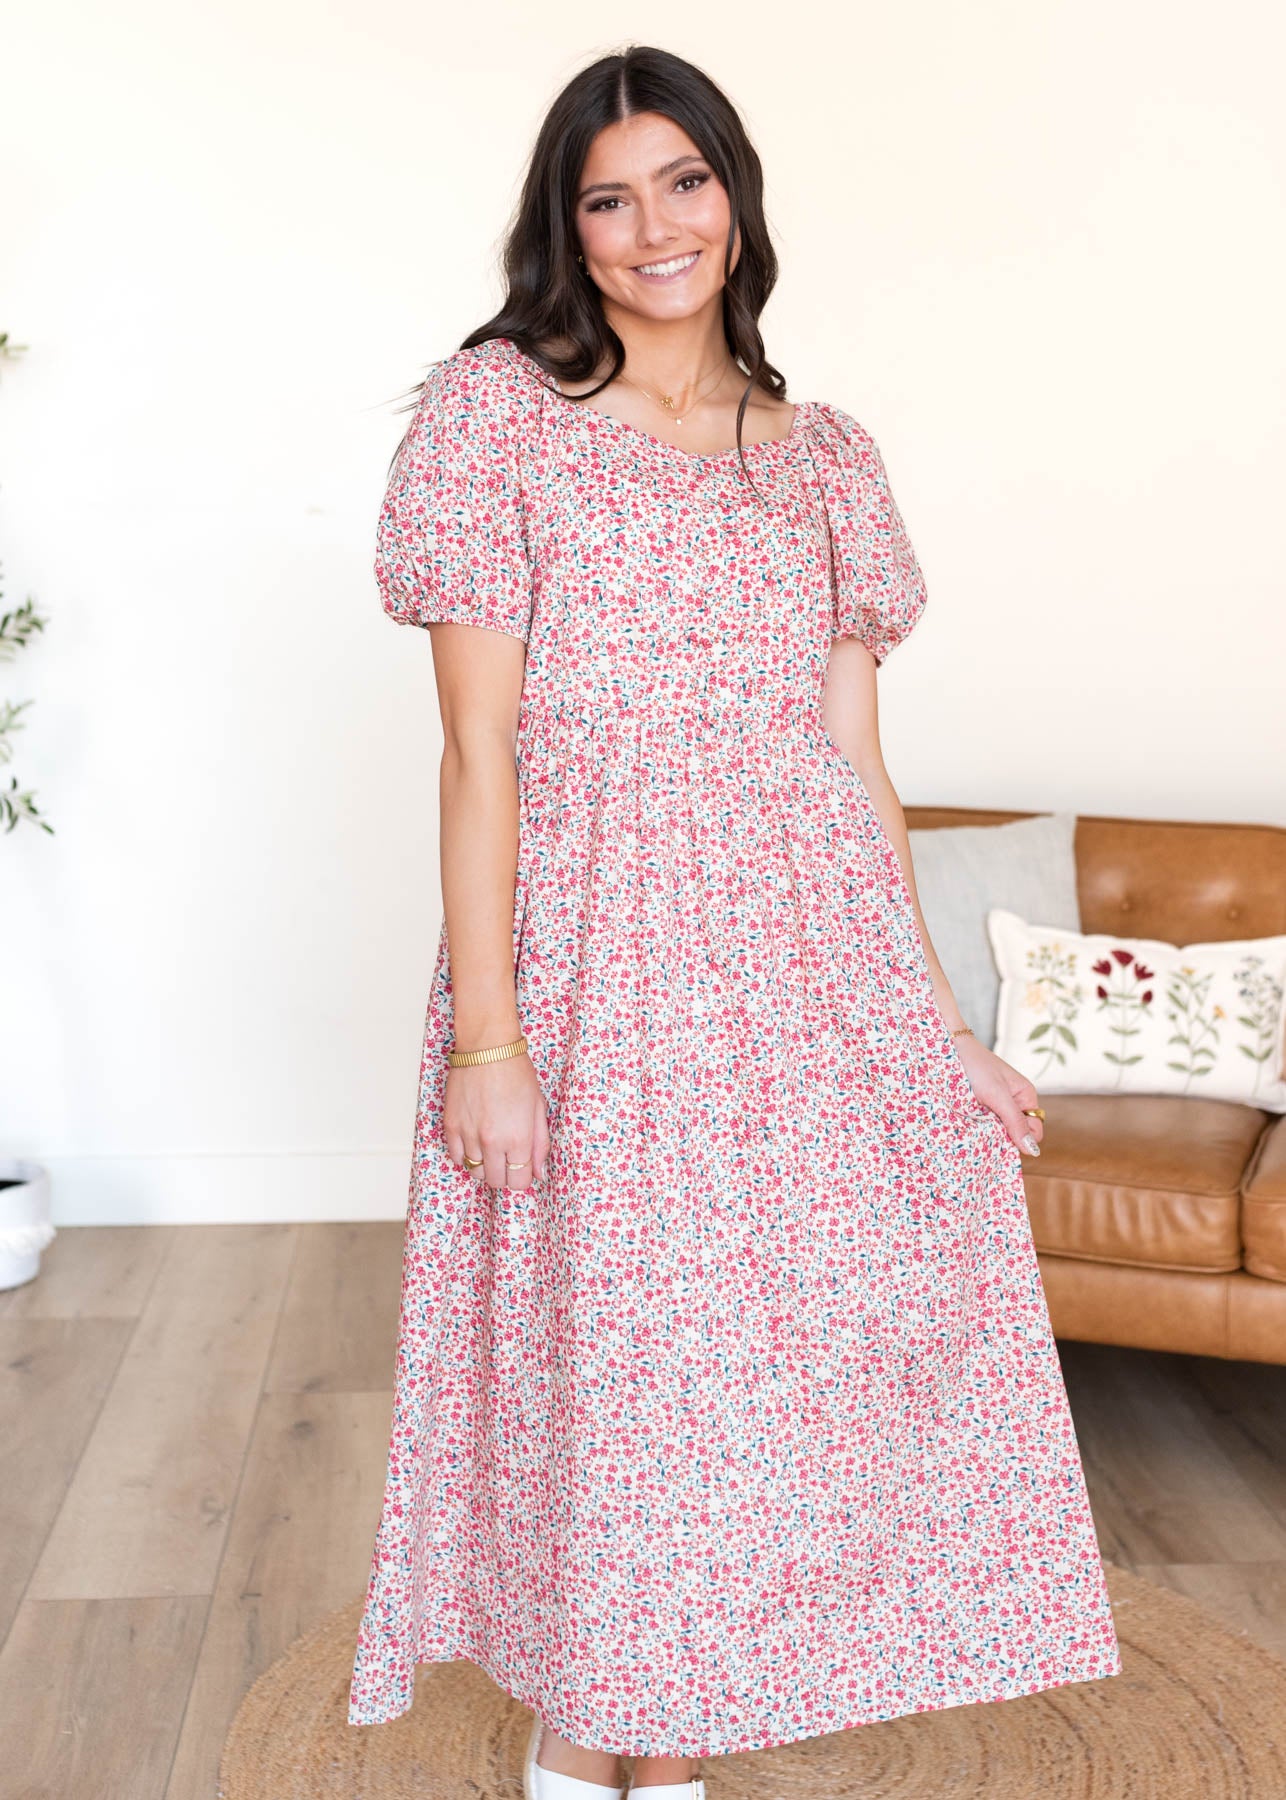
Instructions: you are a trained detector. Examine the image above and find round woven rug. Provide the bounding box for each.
[218,1564,1286,1799]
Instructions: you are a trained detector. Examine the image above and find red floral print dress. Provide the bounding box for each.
[347,334,1122,1754]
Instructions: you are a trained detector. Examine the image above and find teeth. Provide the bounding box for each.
[636,252,699,277]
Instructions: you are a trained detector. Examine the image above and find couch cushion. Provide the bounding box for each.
[1243,1114,1286,1283]
[1023,1093,1269,1274]
[1037,1259,1286,1361]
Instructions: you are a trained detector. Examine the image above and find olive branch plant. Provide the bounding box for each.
[0,329,53,835]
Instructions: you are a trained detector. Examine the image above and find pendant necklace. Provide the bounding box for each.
[618,359,728,425]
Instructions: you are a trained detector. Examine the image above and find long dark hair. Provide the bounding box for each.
[414,46,788,488]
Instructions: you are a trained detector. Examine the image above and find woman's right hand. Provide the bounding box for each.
[443,1054,550,1190]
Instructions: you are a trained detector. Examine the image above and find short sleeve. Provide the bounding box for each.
[807,402,928,665]
[375,345,535,644]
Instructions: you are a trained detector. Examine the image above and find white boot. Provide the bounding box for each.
[523,1716,627,1800]
[628,1783,706,1798]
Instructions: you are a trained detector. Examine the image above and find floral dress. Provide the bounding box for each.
[347,334,1122,1755]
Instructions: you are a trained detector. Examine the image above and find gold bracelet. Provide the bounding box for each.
[950,1025,974,1040]
[446,1034,528,1069]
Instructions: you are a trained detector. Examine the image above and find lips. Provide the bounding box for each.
[632,250,701,282]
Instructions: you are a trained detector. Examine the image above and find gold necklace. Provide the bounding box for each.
[618,359,729,425]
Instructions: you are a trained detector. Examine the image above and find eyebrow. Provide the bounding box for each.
[576,154,707,202]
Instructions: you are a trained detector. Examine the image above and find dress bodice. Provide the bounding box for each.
[374,335,928,739]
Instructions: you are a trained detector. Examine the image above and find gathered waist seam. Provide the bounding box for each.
[517,690,826,734]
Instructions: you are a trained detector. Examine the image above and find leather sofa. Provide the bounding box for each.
[903,805,1286,1366]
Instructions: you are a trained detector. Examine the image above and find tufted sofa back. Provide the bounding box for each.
[901,806,1286,946]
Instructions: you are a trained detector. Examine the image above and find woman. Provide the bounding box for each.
[349,43,1122,1798]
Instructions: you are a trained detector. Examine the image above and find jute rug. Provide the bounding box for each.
[218,1564,1286,1799]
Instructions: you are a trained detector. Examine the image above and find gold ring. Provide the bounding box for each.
[1022,1107,1046,1121]
[463,1155,483,1169]
[505,1157,531,1170]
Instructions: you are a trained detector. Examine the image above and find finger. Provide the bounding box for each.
[462,1142,487,1182]
[991,1070,1041,1154]
[482,1141,509,1190]
[1010,1110,1042,1155]
[501,1147,536,1191]
[989,1094,1037,1154]
[442,1126,466,1169]
[1014,1089,1045,1149]
[532,1101,551,1180]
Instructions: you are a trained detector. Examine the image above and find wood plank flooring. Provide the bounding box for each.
[1,1222,1283,1798]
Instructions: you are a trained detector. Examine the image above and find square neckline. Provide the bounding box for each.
[498,336,809,463]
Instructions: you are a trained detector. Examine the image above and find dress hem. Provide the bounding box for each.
[348,1642,1126,1758]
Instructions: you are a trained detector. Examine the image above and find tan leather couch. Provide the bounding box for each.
[903,805,1286,1365]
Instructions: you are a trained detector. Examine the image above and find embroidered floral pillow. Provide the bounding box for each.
[986,908,1286,1112]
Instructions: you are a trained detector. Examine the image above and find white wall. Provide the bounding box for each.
[2,0,1283,1224]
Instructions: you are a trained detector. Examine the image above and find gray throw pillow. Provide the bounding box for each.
[906,811,1081,1049]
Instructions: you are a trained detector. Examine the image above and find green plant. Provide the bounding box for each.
[0,330,53,835]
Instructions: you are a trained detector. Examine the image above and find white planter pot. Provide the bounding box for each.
[0,1160,55,1290]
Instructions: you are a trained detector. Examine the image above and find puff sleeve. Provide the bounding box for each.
[374,347,535,644]
[807,402,928,665]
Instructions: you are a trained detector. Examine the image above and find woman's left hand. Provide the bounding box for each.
[952,1030,1044,1156]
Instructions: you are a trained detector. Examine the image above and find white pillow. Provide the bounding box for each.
[987,907,1286,1112]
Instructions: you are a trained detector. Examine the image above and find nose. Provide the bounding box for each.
[634,190,681,252]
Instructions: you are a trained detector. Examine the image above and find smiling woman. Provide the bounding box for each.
[451,54,793,470]
[349,40,1123,1800]
[562,117,796,456]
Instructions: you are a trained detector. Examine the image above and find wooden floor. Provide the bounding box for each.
[2,1223,1284,1798]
